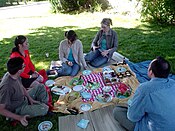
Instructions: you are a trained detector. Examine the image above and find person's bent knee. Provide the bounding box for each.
[90,62,102,68]
[62,65,72,75]
[40,104,49,116]
[113,106,122,121]
[34,104,49,117]
[70,70,79,76]
[84,54,89,61]
[64,69,72,75]
[18,103,49,117]
[113,106,128,121]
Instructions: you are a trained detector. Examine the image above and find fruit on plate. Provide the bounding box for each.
[116,83,132,98]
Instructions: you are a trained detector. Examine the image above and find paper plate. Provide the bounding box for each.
[45,80,55,87]
[69,78,84,86]
[82,70,92,76]
[38,121,53,131]
[116,66,127,73]
[73,85,85,92]
[80,103,92,112]
[103,66,112,72]
[51,86,71,95]
[80,92,92,99]
[95,94,113,103]
[102,86,112,92]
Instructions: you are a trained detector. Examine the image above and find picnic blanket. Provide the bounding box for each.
[52,64,139,114]
[128,60,175,83]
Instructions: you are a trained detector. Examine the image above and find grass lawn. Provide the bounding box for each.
[0,5,175,130]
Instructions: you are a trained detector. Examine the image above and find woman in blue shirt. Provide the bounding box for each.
[85,18,118,67]
[48,30,87,77]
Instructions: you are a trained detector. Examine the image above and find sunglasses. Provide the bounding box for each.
[101,24,108,29]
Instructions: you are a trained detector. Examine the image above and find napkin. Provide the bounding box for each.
[80,92,91,99]
[77,119,89,129]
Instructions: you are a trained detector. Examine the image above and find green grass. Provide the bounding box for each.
[0,11,175,130]
[1,25,175,77]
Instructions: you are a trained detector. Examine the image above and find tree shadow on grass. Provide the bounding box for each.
[0,24,175,130]
[0,24,175,77]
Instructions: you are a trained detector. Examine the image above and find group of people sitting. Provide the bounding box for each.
[47,18,118,77]
[0,35,53,126]
[0,17,175,131]
[0,18,118,126]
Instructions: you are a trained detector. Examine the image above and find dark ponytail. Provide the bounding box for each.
[11,35,26,53]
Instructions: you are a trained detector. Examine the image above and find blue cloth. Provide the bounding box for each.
[127,60,175,83]
[127,78,175,131]
[68,48,75,62]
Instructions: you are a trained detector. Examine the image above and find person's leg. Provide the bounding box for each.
[90,55,108,67]
[16,99,49,117]
[56,63,72,77]
[15,84,49,117]
[113,106,135,131]
[29,83,53,111]
[28,84,49,104]
[70,63,80,76]
[84,50,101,62]
[29,80,40,88]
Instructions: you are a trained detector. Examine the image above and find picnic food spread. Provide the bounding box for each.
[52,64,139,114]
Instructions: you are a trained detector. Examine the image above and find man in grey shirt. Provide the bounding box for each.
[0,57,49,126]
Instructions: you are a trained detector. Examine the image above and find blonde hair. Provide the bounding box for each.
[101,18,112,26]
